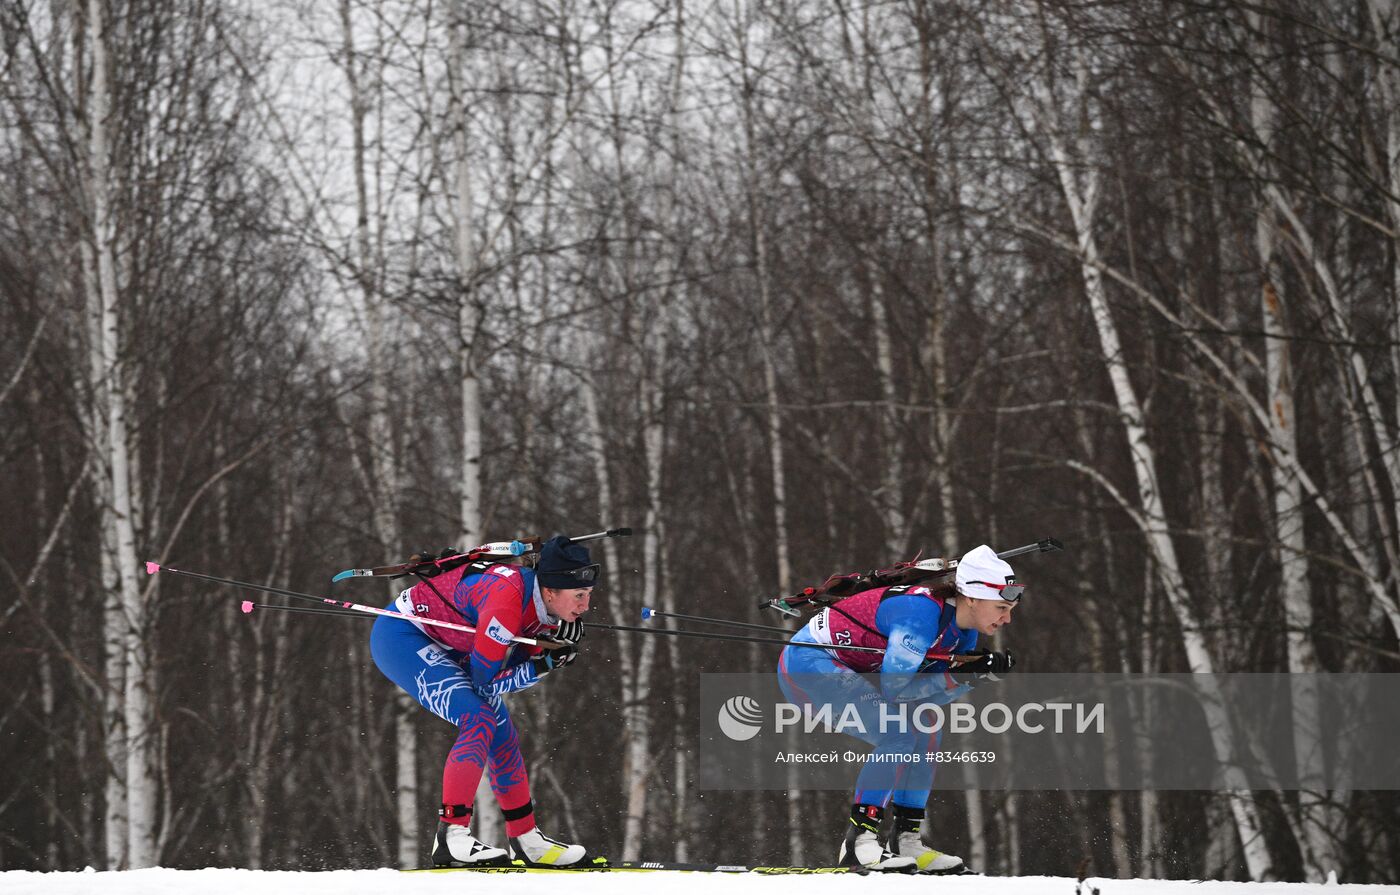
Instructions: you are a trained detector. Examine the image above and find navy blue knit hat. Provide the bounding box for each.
[537,535,599,589]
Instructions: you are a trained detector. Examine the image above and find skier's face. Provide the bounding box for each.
[960,597,1018,635]
[544,586,593,622]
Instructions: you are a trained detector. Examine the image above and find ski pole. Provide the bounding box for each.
[607,615,969,663]
[640,606,798,636]
[234,599,963,663]
[584,617,915,656]
[149,561,960,660]
[145,562,547,646]
[239,601,366,620]
[636,608,973,663]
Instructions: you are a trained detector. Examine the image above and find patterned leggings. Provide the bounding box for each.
[370,611,535,835]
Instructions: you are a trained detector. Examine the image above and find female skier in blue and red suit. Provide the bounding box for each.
[370,535,597,867]
[778,544,1022,874]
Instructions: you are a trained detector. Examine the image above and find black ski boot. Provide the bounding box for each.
[431,820,511,867]
[837,804,917,872]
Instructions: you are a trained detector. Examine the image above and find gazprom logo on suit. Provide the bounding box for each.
[416,644,453,667]
[485,618,514,645]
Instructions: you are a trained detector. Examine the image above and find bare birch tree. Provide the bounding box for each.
[985,5,1275,877]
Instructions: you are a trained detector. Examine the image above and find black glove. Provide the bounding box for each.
[548,619,585,645]
[958,648,1015,676]
[531,646,577,678]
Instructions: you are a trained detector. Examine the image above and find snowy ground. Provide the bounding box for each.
[2,868,1397,895]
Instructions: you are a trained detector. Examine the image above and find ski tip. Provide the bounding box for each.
[240,601,255,614]
[144,561,160,575]
[331,570,354,582]
[640,606,654,621]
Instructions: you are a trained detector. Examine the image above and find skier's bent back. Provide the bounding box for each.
[370,535,597,867]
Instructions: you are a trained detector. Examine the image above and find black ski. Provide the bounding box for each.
[411,858,873,874]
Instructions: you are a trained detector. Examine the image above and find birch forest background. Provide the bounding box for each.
[3,0,1400,883]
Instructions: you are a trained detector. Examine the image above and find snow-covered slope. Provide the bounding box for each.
[2,868,1396,895]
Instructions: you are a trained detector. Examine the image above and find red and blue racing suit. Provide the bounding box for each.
[370,561,561,834]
